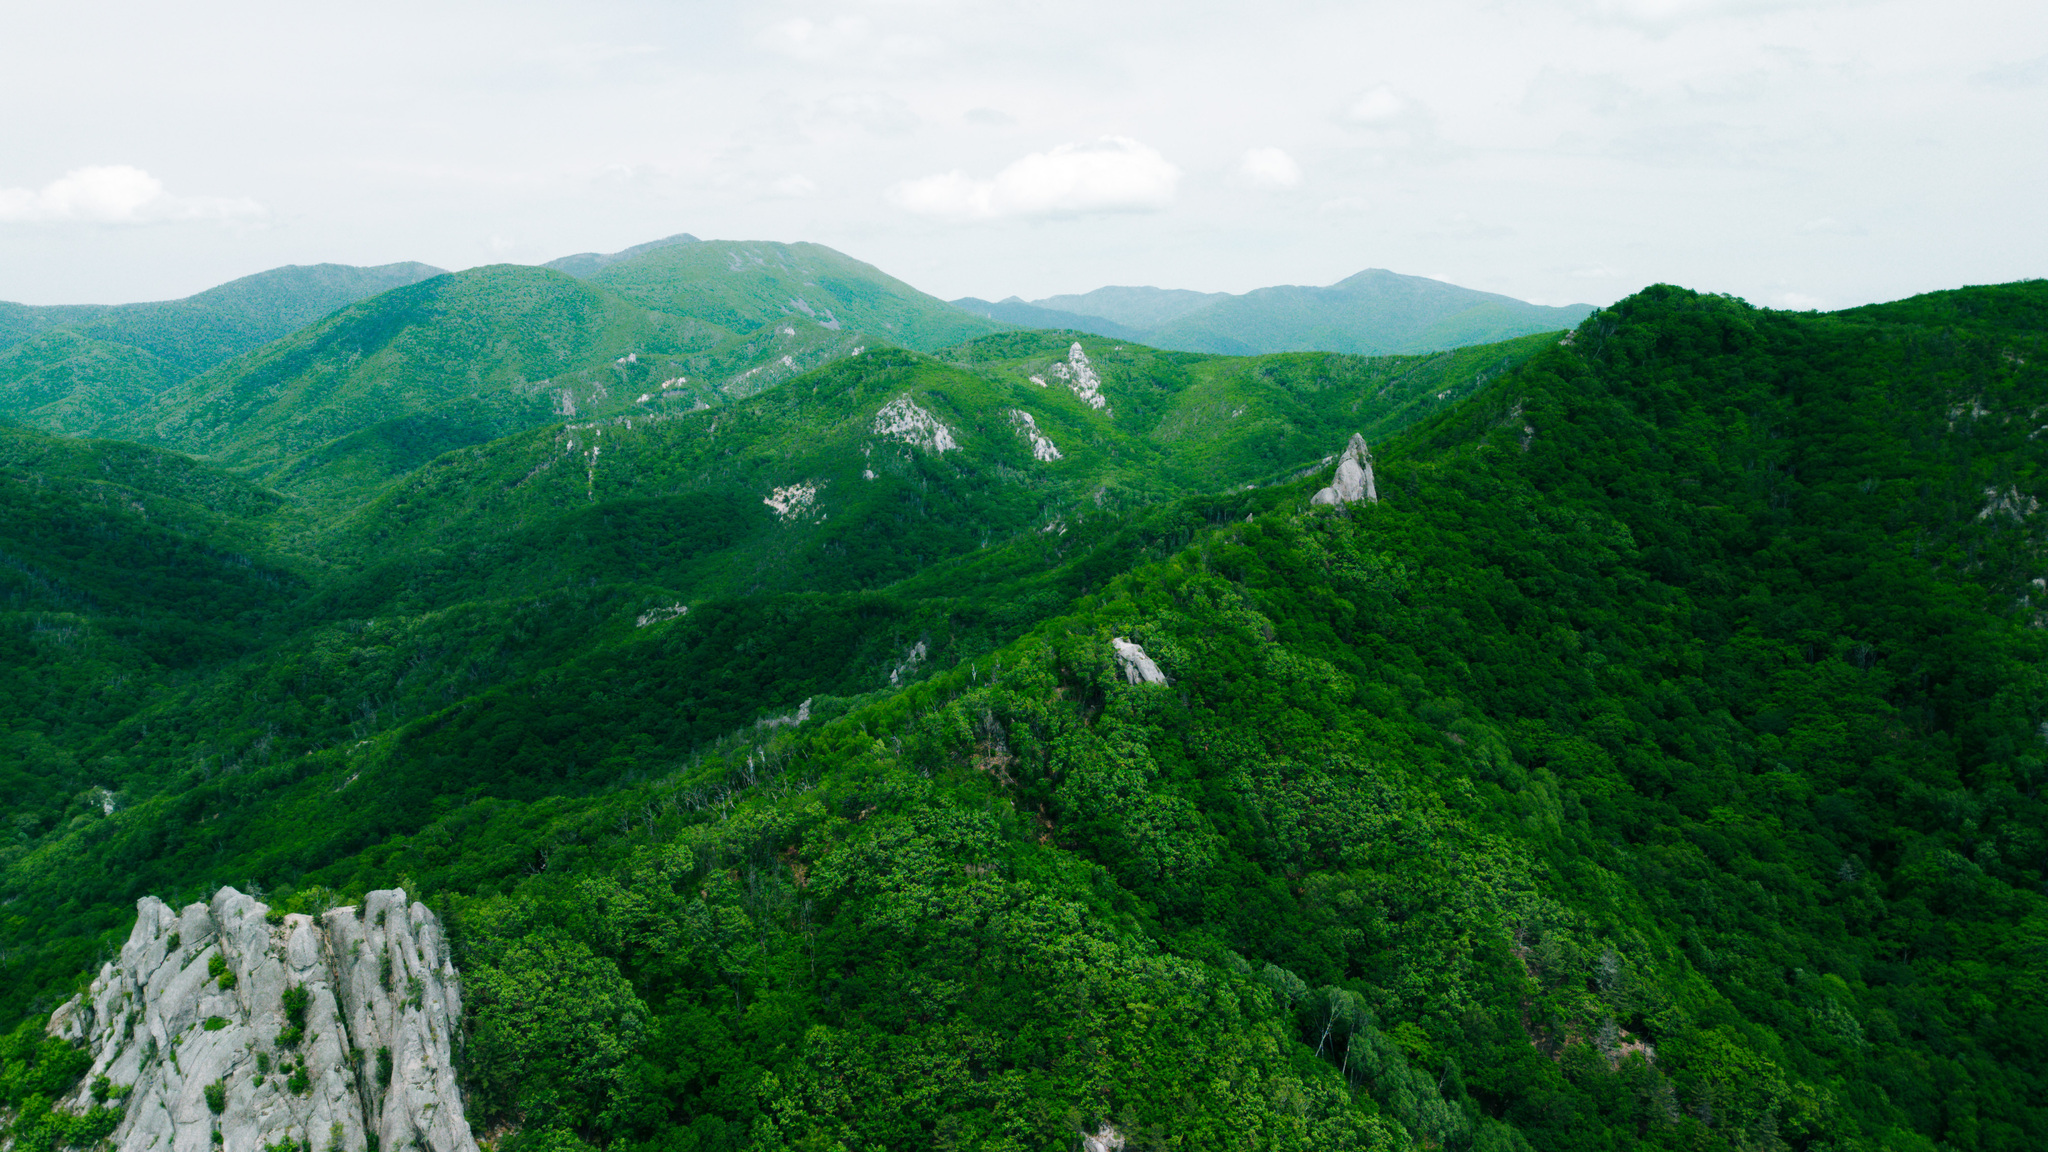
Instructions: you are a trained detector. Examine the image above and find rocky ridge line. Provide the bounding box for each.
[44,888,476,1152]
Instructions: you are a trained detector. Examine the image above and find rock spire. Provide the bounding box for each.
[1310,433,1378,507]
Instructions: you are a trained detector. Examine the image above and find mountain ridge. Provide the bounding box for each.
[959,268,1598,356]
[4,268,2048,1152]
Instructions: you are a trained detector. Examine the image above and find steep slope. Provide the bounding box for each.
[0,262,447,369]
[582,239,1009,351]
[66,263,451,374]
[938,328,1551,483]
[0,333,1548,911]
[303,330,1555,610]
[0,331,185,436]
[0,425,306,935]
[7,281,2048,1152]
[0,263,447,437]
[102,266,733,510]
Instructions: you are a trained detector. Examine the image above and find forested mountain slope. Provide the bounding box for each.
[0,326,1559,1023]
[0,262,445,435]
[544,232,703,279]
[4,281,2047,1152]
[0,425,306,854]
[84,266,879,517]
[581,239,1009,352]
[0,262,447,369]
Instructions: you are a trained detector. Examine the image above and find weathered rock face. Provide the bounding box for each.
[1081,1124,1126,1152]
[1048,343,1107,410]
[1008,409,1064,462]
[1111,637,1169,685]
[44,888,476,1152]
[1310,433,1378,507]
[872,394,959,452]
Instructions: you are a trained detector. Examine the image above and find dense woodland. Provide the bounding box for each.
[3,271,2047,1152]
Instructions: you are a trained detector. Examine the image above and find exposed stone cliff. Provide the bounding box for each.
[1310,433,1378,508]
[1111,637,1169,685]
[43,888,475,1152]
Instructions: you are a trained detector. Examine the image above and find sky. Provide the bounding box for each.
[2,0,2044,311]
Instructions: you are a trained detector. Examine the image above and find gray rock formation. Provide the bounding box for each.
[44,888,476,1152]
[1111,637,1169,685]
[1310,433,1378,507]
[1081,1124,1127,1152]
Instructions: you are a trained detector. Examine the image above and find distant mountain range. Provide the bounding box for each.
[0,237,1007,517]
[955,268,1596,356]
[547,234,1005,351]
[0,237,1590,522]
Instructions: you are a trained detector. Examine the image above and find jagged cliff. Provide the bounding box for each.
[43,888,474,1152]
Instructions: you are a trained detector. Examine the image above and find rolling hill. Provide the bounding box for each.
[967,269,1597,356]
[574,238,1010,351]
[98,264,738,511]
[949,296,1152,342]
[0,261,447,436]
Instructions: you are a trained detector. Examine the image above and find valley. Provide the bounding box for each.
[2,243,2044,1152]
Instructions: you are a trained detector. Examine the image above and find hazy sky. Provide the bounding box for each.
[3,0,2043,310]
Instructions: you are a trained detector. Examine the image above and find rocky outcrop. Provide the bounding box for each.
[1081,1124,1126,1152]
[764,481,821,521]
[1008,409,1064,461]
[1111,637,1168,685]
[873,395,959,452]
[44,888,475,1152]
[1309,433,1378,507]
[1048,343,1107,410]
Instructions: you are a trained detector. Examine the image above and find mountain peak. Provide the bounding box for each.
[543,233,702,279]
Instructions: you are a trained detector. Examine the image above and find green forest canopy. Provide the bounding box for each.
[3,280,2046,1151]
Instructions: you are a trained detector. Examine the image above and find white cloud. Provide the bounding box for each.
[762,16,868,59]
[1317,197,1371,214]
[1799,216,1866,235]
[808,91,919,137]
[1774,291,1826,309]
[769,174,818,197]
[890,136,1180,220]
[0,166,262,224]
[1573,0,1840,33]
[759,15,938,61]
[1346,86,1409,124]
[1238,147,1303,189]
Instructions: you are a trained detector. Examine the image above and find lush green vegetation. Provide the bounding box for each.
[1,241,996,523]
[0,1015,123,1152]
[0,262,446,435]
[584,240,1009,352]
[5,278,2047,1151]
